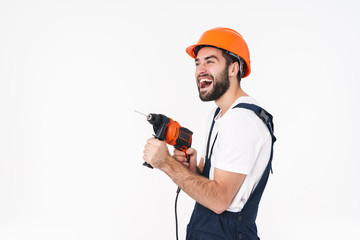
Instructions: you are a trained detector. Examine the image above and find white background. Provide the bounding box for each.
[1,0,359,239]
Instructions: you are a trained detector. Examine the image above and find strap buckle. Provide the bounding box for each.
[256,109,270,124]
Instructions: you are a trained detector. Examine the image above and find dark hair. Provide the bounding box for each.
[221,51,244,85]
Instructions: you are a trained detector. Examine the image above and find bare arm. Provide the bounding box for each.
[161,154,246,214]
[144,138,246,214]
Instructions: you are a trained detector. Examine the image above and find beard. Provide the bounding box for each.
[197,66,230,102]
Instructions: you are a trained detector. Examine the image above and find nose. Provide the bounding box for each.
[195,63,207,77]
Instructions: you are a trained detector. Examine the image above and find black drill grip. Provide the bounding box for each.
[143,162,153,169]
[186,154,190,164]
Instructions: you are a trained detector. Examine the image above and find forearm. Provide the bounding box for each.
[160,155,230,214]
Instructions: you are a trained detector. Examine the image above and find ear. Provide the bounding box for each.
[228,61,240,78]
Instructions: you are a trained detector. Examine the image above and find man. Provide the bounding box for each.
[143,27,276,240]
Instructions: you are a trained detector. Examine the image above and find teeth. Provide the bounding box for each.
[200,79,213,83]
[199,78,213,89]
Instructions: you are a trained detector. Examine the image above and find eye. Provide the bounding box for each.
[207,60,214,64]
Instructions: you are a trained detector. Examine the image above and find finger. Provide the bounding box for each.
[174,154,186,160]
[143,145,152,153]
[173,155,186,162]
[186,148,196,155]
[173,149,185,156]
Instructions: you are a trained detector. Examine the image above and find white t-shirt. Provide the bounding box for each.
[201,96,272,212]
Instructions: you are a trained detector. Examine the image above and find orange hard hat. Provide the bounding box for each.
[186,27,251,78]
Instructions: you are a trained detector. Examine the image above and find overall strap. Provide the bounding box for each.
[202,107,220,178]
[233,103,276,142]
[205,107,221,160]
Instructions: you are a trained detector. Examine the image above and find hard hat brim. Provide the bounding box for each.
[186,44,198,59]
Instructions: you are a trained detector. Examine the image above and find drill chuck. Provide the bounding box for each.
[146,113,161,126]
[146,114,152,122]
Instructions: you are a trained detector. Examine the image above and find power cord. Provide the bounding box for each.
[175,187,181,240]
[175,156,190,240]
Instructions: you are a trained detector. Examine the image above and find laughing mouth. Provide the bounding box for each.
[199,79,213,90]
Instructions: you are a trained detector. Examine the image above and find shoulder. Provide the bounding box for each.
[221,102,270,142]
[220,109,261,137]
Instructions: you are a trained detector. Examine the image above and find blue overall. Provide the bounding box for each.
[186,103,276,240]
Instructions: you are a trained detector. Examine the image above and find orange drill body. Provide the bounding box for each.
[165,118,192,158]
[144,113,193,168]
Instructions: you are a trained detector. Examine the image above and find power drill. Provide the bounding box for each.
[142,112,193,168]
[136,111,193,240]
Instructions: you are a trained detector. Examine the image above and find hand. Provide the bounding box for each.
[143,137,170,169]
[173,148,198,173]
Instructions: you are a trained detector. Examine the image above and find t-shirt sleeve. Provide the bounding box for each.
[214,112,263,175]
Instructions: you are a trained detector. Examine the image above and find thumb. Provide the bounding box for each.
[186,148,196,155]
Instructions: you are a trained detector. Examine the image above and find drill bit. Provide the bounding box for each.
[134,110,147,118]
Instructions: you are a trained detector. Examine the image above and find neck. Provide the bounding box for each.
[215,84,248,117]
